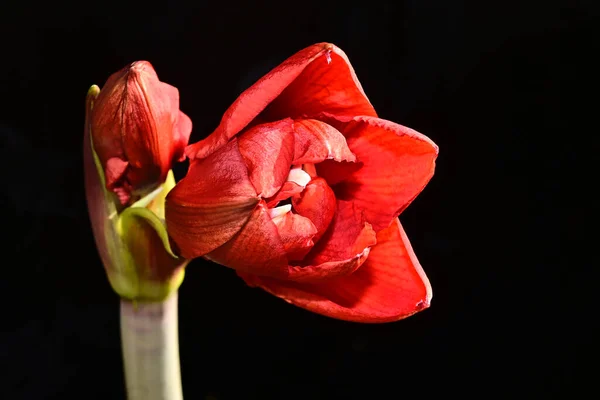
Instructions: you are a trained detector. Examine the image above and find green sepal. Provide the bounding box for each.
[84,85,187,302]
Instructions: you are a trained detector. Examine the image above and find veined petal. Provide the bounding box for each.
[238,119,295,198]
[91,61,191,203]
[325,115,438,232]
[263,46,377,121]
[239,219,432,323]
[186,43,375,160]
[287,200,376,282]
[207,201,288,278]
[292,119,356,165]
[173,110,193,162]
[165,139,259,258]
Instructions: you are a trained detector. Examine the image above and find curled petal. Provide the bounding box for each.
[239,219,432,323]
[292,119,356,164]
[165,139,259,258]
[316,159,363,186]
[238,119,295,198]
[207,201,288,278]
[291,177,336,242]
[92,61,191,202]
[265,181,304,208]
[186,44,332,160]
[287,200,377,282]
[186,43,375,160]
[263,47,377,121]
[325,115,438,232]
[272,211,317,261]
[173,111,193,162]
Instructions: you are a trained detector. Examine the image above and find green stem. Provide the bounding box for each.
[120,292,183,400]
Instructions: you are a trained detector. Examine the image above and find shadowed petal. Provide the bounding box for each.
[239,219,432,323]
[265,181,304,208]
[316,159,363,186]
[325,115,438,232]
[272,211,317,261]
[173,111,193,162]
[207,201,288,278]
[165,139,259,259]
[286,200,376,282]
[291,177,336,242]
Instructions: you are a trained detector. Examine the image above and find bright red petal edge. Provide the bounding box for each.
[185,43,374,161]
[238,218,432,323]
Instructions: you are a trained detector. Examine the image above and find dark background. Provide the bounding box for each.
[1,1,595,399]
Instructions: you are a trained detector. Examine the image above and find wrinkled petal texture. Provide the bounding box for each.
[324,115,438,232]
[239,219,432,323]
[271,211,317,262]
[91,61,191,202]
[165,139,259,259]
[186,43,375,160]
[238,119,295,198]
[207,201,289,278]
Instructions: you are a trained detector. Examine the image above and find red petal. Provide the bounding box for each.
[185,43,333,160]
[105,157,129,192]
[325,115,438,232]
[265,181,304,208]
[271,211,317,261]
[263,47,377,121]
[207,201,288,278]
[239,219,432,323]
[286,200,376,283]
[173,110,193,162]
[122,63,179,178]
[165,139,259,258]
[91,61,191,199]
[291,177,336,242]
[315,159,363,186]
[238,119,295,198]
[292,119,356,164]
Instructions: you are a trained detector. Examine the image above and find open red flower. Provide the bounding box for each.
[166,43,438,322]
[91,61,192,205]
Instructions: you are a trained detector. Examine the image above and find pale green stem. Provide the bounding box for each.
[120,292,183,400]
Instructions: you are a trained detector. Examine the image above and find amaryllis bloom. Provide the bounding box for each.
[166,43,438,322]
[91,61,192,205]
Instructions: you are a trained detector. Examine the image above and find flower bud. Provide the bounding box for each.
[90,61,192,205]
[85,85,188,302]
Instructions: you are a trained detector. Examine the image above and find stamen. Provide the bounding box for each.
[287,168,312,187]
[268,204,291,219]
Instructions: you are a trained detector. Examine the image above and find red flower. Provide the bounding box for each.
[91,61,192,205]
[166,43,438,322]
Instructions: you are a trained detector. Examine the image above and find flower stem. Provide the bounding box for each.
[120,292,183,400]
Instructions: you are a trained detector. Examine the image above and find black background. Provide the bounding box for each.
[1,1,595,399]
